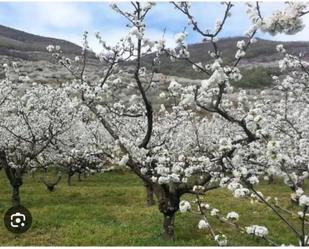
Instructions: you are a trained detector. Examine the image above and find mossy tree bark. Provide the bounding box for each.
[153,184,180,240]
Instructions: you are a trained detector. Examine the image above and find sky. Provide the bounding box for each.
[0,2,308,52]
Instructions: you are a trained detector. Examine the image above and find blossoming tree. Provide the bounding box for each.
[47,0,309,244]
[170,1,309,246]
[0,63,76,206]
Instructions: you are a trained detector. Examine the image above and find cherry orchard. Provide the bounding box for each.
[169,1,309,246]
[0,63,113,203]
[45,1,309,245]
[0,63,77,206]
[48,2,229,240]
[39,114,114,186]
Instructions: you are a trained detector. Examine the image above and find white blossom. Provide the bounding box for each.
[179,200,191,213]
[198,219,209,229]
[299,195,309,207]
[226,211,239,221]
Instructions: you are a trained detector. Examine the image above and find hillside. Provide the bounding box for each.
[139,36,309,79]
[0,25,83,60]
[1,25,308,65]
[0,24,308,89]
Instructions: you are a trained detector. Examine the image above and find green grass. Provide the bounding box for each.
[0,170,305,246]
[232,67,280,89]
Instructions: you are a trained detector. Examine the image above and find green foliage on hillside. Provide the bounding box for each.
[233,67,280,89]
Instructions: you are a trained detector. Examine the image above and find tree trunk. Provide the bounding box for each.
[162,212,176,240]
[145,184,155,206]
[268,175,274,184]
[68,174,72,186]
[0,151,23,206]
[12,185,21,206]
[78,173,82,182]
[153,184,180,240]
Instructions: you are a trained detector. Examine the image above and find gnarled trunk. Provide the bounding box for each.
[163,212,176,240]
[153,184,180,240]
[0,150,23,206]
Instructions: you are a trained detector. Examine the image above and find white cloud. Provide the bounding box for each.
[0,1,308,51]
[34,2,92,29]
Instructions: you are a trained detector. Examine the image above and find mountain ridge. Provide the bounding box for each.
[0,24,84,60]
[0,24,309,88]
[138,36,309,79]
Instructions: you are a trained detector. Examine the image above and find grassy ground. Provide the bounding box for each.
[0,170,306,246]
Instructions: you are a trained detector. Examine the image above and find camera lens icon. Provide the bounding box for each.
[11,212,26,228]
[4,206,32,234]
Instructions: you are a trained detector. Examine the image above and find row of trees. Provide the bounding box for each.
[0,1,309,246]
[0,63,112,203]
